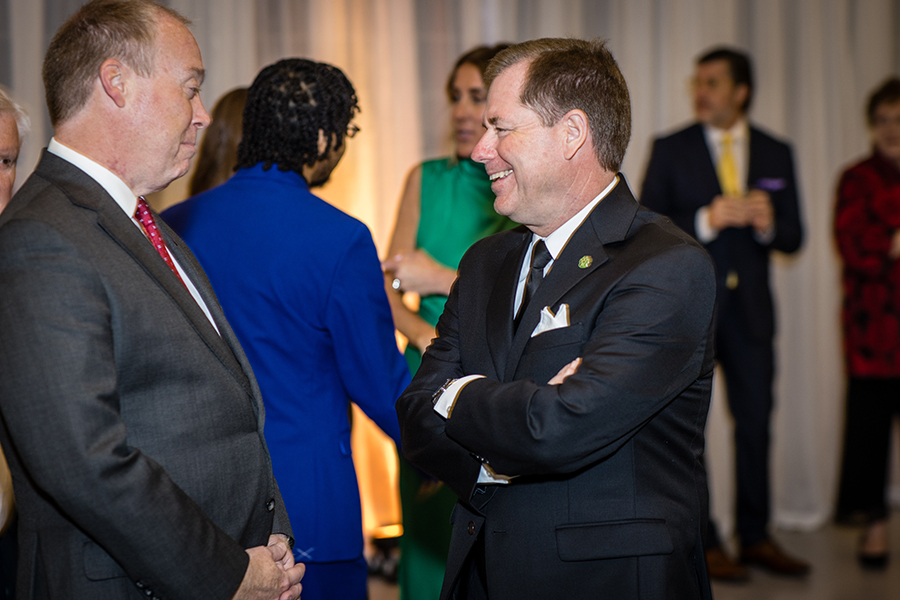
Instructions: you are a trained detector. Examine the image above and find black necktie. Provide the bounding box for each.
[515,239,552,330]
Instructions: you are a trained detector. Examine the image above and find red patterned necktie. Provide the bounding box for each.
[134,196,186,288]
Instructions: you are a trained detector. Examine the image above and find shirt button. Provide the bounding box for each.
[266,498,275,512]
[468,521,476,535]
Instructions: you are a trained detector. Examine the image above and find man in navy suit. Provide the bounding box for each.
[163,58,410,600]
[641,47,807,580]
[398,38,717,600]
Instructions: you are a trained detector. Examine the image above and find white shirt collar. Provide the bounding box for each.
[703,117,748,147]
[536,174,619,260]
[48,137,139,219]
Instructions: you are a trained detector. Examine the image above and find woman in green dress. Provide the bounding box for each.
[382,44,514,600]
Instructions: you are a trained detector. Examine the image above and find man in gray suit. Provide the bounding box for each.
[0,1,304,599]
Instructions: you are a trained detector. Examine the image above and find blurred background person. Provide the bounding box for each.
[0,86,27,600]
[188,87,248,196]
[641,47,806,580]
[834,77,900,570]
[381,44,515,600]
[162,58,410,600]
[0,87,29,215]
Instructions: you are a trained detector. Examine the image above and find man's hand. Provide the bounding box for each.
[745,189,774,235]
[707,195,748,231]
[232,544,305,600]
[549,358,581,385]
[267,534,295,571]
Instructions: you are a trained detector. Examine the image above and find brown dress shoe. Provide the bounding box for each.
[740,539,811,576]
[705,546,750,582]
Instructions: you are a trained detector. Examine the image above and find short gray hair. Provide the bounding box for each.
[0,87,30,147]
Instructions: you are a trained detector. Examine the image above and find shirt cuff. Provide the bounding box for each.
[695,206,718,243]
[433,375,484,418]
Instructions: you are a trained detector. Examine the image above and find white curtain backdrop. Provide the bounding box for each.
[4,0,900,543]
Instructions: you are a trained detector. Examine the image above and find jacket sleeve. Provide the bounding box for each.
[761,141,803,254]
[443,241,716,478]
[0,219,249,600]
[327,224,410,449]
[395,272,488,504]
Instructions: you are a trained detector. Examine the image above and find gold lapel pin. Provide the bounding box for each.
[578,255,593,269]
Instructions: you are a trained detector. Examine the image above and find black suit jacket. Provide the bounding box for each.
[397,179,716,599]
[0,152,290,600]
[640,123,803,340]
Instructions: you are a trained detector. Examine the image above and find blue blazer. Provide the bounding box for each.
[640,123,803,341]
[163,164,410,563]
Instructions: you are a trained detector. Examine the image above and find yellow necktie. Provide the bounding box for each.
[717,133,739,196]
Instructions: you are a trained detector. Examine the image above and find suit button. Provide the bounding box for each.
[468,521,475,535]
[266,498,275,512]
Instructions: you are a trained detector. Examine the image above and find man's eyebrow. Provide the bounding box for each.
[188,67,206,85]
[487,115,500,127]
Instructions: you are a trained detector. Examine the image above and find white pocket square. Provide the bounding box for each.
[531,304,570,338]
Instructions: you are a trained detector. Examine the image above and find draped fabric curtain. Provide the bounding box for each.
[4,0,900,541]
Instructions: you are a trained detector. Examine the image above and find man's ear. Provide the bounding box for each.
[734,83,750,111]
[562,109,589,160]
[99,59,127,108]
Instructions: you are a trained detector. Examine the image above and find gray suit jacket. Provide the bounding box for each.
[0,151,291,600]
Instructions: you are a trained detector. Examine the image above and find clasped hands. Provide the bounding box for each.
[707,189,774,235]
[233,534,304,600]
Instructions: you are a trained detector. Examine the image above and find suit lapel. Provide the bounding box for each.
[503,179,638,380]
[691,124,722,196]
[162,225,255,399]
[746,126,764,188]
[486,229,530,380]
[38,153,254,399]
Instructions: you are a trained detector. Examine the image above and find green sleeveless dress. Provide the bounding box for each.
[399,157,515,600]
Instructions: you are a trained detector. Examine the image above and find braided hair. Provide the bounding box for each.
[237,58,359,176]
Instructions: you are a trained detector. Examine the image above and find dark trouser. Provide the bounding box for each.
[707,311,774,549]
[836,377,900,523]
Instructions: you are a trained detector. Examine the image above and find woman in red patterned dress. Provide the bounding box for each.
[835,77,900,569]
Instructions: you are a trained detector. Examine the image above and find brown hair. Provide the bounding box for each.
[189,87,248,195]
[485,38,631,172]
[445,44,510,103]
[42,0,189,126]
[866,78,900,126]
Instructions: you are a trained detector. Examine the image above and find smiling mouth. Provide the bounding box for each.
[489,169,513,182]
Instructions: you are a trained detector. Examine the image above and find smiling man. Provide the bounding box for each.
[0,2,303,599]
[396,38,717,600]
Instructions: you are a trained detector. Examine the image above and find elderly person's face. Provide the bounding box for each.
[872,101,900,167]
[0,112,19,214]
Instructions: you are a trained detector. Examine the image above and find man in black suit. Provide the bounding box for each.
[0,2,304,599]
[641,47,807,580]
[396,38,717,599]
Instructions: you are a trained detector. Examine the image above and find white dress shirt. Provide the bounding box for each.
[695,119,748,243]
